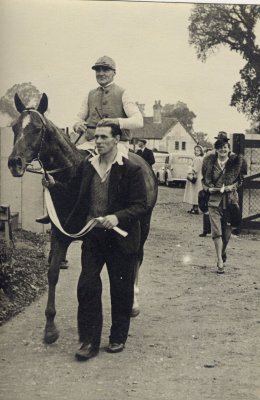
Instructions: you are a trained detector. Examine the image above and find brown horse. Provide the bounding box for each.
[8,93,158,344]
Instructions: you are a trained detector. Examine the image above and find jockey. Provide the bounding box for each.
[36,56,143,224]
[73,55,143,156]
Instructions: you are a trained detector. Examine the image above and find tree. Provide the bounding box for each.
[162,101,196,131]
[231,62,260,130]
[192,131,213,149]
[0,82,43,125]
[188,4,260,129]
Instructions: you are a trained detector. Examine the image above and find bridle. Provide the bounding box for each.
[22,109,75,176]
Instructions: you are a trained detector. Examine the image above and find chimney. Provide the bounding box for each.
[153,100,162,124]
[136,102,145,116]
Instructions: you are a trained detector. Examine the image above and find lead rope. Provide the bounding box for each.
[44,188,127,238]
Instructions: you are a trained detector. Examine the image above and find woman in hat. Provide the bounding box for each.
[201,133,247,274]
[183,144,204,214]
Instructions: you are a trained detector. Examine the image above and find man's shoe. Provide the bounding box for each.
[199,233,207,237]
[107,343,125,353]
[36,214,51,224]
[75,343,99,361]
[131,308,140,318]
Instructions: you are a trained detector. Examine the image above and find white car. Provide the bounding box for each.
[157,153,194,186]
[152,152,168,182]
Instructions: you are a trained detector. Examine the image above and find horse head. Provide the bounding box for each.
[8,93,48,177]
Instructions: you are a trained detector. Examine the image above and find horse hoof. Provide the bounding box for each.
[131,307,140,318]
[44,328,59,344]
[60,260,69,269]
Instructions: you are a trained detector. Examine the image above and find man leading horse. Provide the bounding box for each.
[42,122,148,361]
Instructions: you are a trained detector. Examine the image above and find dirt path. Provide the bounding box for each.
[1,186,260,400]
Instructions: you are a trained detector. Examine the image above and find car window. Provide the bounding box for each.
[154,155,167,163]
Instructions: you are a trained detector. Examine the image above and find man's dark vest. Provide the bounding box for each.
[86,83,130,141]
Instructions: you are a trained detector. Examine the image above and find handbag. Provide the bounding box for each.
[198,166,226,213]
[227,203,241,227]
[198,189,210,213]
[187,171,197,184]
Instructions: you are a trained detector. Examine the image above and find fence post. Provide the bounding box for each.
[0,205,11,246]
[232,133,245,225]
[232,133,245,155]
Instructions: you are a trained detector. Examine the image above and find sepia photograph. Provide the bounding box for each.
[0,1,260,399]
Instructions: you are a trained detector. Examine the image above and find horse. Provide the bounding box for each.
[8,93,158,344]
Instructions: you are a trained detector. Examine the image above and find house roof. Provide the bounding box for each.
[131,116,196,142]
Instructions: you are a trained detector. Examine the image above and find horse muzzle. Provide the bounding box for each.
[8,156,26,177]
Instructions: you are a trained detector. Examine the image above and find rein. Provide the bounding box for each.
[26,163,74,176]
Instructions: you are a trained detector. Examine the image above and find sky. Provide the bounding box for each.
[0,0,259,140]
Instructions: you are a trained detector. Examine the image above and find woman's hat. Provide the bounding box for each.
[194,144,204,151]
[214,131,229,141]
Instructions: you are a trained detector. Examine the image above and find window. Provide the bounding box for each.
[175,141,179,150]
[182,142,186,150]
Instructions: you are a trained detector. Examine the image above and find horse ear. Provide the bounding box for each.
[37,93,48,114]
[14,93,26,113]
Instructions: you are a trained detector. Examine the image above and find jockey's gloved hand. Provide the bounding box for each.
[74,121,88,134]
[42,173,55,189]
[97,118,119,127]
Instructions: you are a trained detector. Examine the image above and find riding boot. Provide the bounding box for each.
[36,213,51,224]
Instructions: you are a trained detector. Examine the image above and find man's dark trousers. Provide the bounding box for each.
[77,228,136,347]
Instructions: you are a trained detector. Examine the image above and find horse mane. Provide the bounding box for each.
[41,116,87,166]
[45,118,78,149]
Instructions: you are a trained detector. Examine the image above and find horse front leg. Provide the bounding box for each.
[131,213,152,318]
[44,233,69,344]
[131,259,141,317]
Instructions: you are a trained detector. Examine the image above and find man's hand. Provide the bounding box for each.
[97,118,119,127]
[98,215,119,229]
[74,121,88,134]
[42,173,56,189]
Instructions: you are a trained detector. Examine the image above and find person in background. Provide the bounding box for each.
[201,132,246,274]
[136,139,155,167]
[183,144,204,214]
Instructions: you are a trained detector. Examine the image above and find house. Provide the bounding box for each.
[131,100,197,153]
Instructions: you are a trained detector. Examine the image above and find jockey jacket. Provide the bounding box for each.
[86,84,130,141]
